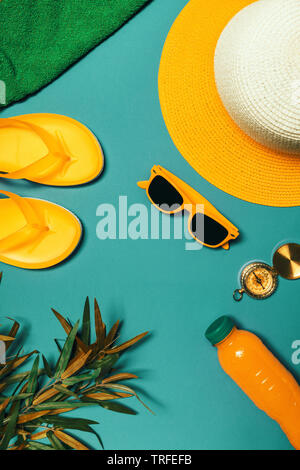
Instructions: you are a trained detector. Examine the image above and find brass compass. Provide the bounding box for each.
[233,243,300,301]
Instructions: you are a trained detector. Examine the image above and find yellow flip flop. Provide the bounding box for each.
[0,190,82,269]
[0,114,104,186]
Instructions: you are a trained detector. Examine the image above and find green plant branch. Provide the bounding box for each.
[0,297,151,450]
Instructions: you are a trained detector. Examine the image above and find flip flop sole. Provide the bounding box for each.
[0,113,104,186]
[0,197,82,269]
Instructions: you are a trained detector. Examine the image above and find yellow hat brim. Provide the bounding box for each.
[158,0,300,207]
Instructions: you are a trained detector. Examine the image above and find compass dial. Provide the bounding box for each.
[241,262,278,299]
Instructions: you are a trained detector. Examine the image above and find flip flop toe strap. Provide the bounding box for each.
[0,118,71,181]
[0,191,49,254]
[0,153,66,181]
[0,224,49,253]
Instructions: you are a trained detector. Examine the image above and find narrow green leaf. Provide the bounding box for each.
[88,353,119,371]
[27,441,54,450]
[104,331,148,354]
[25,355,39,407]
[11,374,27,397]
[5,369,44,386]
[81,297,90,345]
[62,368,101,386]
[101,383,154,414]
[54,320,80,378]
[105,320,120,347]
[42,355,53,378]
[47,430,66,450]
[5,319,20,351]
[52,392,65,402]
[42,415,98,429]
[0,347,22,379]
[89,428,104,450]
[0,405,7,424]
[99,401,137,415]
[43,416,103,447]
[0,400,20,449]
[33,401,94,411]
[94,298,105,350]
[54,338,62,353]
[52,308,88,353]
[53,384,79,400]
[53,429,90,450]
[11,393,33,401]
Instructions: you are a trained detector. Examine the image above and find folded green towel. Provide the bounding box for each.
[0,0,150,108]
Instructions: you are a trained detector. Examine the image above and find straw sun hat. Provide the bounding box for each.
[158,0,300,207]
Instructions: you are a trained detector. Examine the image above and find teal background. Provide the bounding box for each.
[1,0,300,450]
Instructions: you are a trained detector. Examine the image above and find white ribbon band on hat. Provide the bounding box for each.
[214,0,300,155]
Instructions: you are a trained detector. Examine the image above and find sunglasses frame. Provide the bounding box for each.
[138,165,239,249]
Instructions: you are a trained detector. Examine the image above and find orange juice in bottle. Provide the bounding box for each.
[205,316,300,449]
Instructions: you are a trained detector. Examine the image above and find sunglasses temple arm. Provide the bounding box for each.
[137,180,149,189]
[222,242,230,250]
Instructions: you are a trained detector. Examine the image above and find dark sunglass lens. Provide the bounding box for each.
[190,213,228,246]
[148,175,183,212]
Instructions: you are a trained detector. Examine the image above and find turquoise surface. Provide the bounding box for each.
[1,0,300,450]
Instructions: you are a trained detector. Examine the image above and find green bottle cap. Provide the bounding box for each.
[205,316,235,345]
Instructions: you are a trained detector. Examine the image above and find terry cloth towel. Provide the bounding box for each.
[0,0,150,108]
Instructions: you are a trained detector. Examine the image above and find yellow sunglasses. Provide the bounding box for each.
[137,165,239,250]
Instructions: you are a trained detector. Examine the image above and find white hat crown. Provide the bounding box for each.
[214,0,300,154]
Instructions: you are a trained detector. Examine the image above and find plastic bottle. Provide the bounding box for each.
[205,316,300,449]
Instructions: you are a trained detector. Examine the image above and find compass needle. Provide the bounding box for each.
[253,272,264,288]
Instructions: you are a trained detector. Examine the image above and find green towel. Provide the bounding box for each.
[0,0,150,108]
